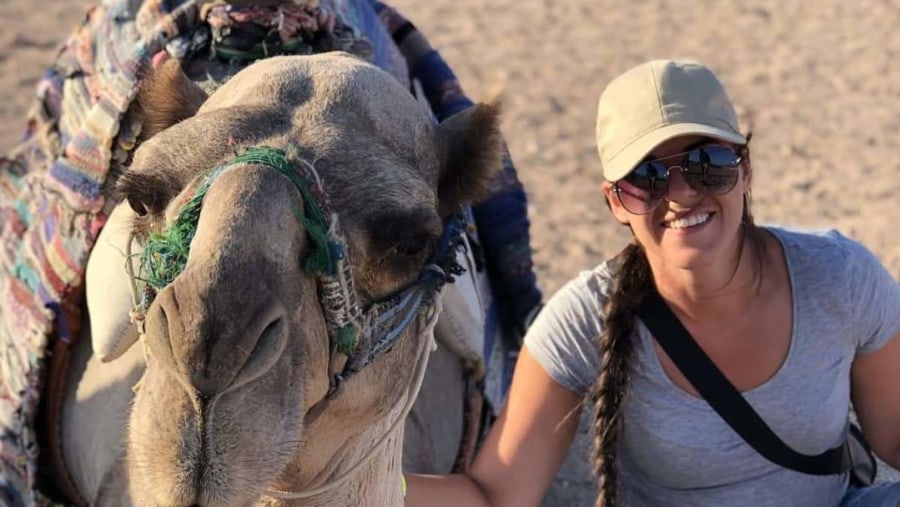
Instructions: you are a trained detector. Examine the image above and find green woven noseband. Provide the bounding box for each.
[140,147,335,290]
[138,146,363,354]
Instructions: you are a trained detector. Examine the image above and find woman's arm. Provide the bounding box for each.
[851,332,900,469]
[405,347,583,507]
[842,235,900,469]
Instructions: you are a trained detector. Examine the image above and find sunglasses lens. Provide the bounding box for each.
[617,162,667,213]
[628,162,668,192]
[615,181,656,214]
[682,146,742,194]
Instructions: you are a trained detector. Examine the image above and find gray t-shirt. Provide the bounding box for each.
[525,227,900,507]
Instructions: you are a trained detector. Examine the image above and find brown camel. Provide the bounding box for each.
[57,52,501,506]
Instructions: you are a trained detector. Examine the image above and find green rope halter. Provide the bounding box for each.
[244,148,359,355]
[138,147,357,353]
[140,147,335,291]
[217,147,336,276]
[139,168,220,290]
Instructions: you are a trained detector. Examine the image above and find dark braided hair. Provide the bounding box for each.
[589,242,651,507]
[591,140,766,506]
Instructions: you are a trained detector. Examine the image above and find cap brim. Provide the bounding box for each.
[603,123,747,181]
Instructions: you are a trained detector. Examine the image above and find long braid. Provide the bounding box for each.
[589,242,652,507]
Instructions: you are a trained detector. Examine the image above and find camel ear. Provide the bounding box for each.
[435,102,503,217]
[133,58,208,140]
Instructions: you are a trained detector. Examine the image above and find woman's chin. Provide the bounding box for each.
[656,228,747,273]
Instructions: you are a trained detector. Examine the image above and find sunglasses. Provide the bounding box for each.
[612,144,746,215]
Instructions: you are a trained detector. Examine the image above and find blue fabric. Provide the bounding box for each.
[841,482,900,507]
[344,0,408,84]
[408,50,474,119]
[471,157,540,327]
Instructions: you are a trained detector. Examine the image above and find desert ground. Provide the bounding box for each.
[1,0,898,505]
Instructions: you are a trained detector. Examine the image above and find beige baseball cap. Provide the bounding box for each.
[596,59,746,182]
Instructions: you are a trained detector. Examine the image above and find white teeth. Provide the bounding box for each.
[665,212,711,229]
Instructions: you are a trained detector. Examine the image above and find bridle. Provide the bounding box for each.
[126,146,465,499]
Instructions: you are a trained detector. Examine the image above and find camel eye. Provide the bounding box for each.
[124,191,168,218]
[117,170,174,219]
[391,235,432,259]
[127,197,152,217]
[365,208,441,263]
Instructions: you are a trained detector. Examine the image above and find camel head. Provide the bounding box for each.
[117,53,501,506]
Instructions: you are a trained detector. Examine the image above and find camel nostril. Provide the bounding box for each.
[260,318,283,345]
[142,286,181,371]
[228,314,288,392]
[146,276,290,396]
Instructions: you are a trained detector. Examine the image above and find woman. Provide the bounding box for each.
[405,59,900,506]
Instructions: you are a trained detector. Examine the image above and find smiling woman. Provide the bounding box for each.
[403,59,900,507]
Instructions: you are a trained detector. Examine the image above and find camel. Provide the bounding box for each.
[54,52,502,506]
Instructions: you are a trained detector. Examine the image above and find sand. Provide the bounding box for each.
[1,0,898,504]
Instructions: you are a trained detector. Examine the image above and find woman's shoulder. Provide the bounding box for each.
[767,225,858,252]
[765,226,898,349]
[765,225,878,279]
[523,261,615,394]
[550,260,619,311]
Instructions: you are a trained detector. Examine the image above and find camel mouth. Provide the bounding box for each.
[128,359,304,507]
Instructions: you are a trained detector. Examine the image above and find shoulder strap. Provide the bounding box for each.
[636,289,851,476]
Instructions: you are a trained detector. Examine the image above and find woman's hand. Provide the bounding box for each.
[405,347,583,507]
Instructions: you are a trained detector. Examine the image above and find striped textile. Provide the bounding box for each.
[1,3,204,503]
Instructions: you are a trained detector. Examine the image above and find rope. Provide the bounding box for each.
[137,147,334,288]
[140,165,226,290]
[214,147,336,276]
[131,147,463,362]
[132,147,364,356]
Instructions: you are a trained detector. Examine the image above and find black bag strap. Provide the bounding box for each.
[636,289,851,476]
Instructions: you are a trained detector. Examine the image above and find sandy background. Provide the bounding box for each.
[1,0,898,504]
